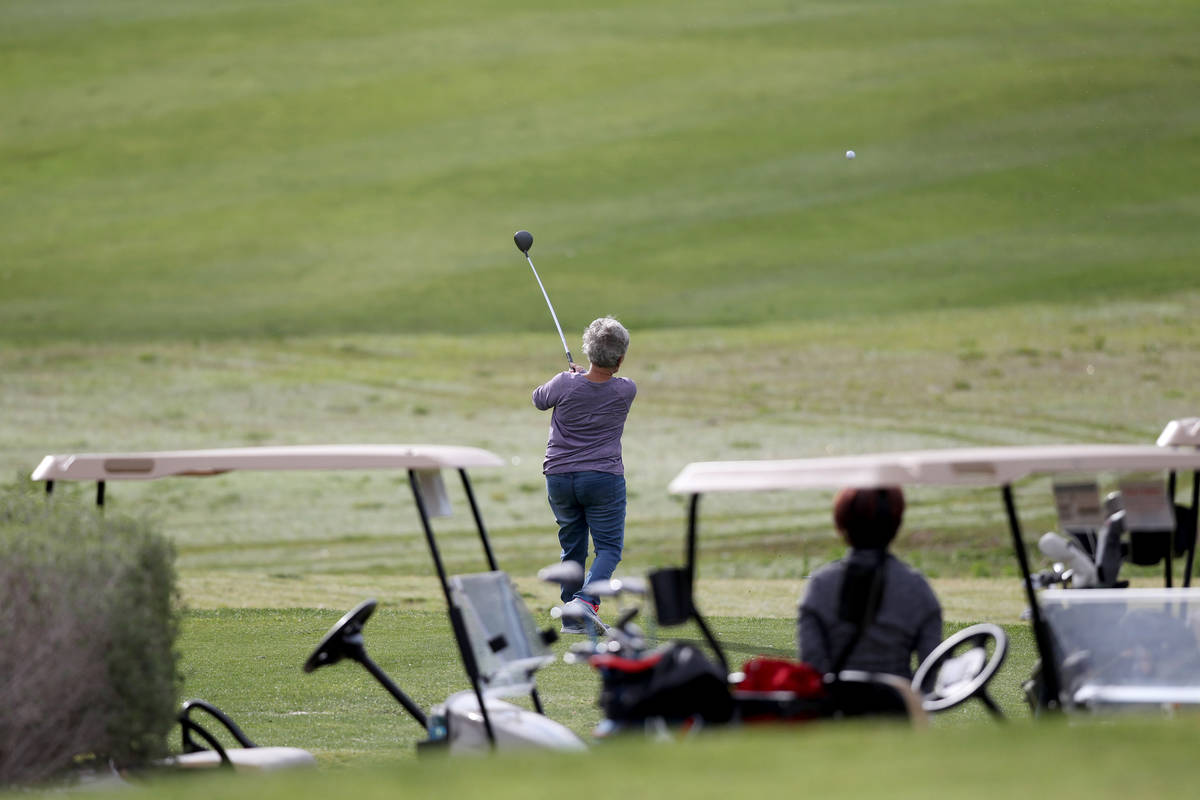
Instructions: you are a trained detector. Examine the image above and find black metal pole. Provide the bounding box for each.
[407,470,496,747]
[409,470,454,609]
[96,481,106,508]
[1186,470,1200,588]
[456,467,545,715]
[358,653,429,730]
[692,606,729,676]
[1002,484,1060,711]
[458,468,498,571]
[686,494,700,587]
[447,604,496,746]
[44,480,54,496]
[682,493,728,673]
[1167,472,1177,587]
[980,691,1005,720]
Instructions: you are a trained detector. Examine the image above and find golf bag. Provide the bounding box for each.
[592,642,734,726]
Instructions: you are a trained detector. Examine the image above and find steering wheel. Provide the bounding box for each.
[912,623,1008,714]
[304,598,377,673]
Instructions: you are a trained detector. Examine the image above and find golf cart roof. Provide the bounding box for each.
[668,444,1200,495]
[1158,418,1200,448]
[31,444,505,482]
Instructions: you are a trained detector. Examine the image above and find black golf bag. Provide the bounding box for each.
[592,642,734,727]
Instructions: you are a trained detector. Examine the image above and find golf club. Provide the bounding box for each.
[514,230,574,371]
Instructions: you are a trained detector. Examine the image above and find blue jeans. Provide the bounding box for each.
[546,471,626,606]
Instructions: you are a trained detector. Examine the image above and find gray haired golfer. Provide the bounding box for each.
[532,317,637,633]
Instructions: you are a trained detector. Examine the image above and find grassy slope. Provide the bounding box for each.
[4,300,1198,582]
[3,0,1199,562]
[4,2,1200,793]
[2,0,1198,580]
[2,0,1198,342]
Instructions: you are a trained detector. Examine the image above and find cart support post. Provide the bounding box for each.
[407,469,497,747]
[1001,484,1061,710]
[1185,470,1199,588]
[457,468,499,571]
[686,494,700,586]
[455,467,544,714]
[682,493,729,674]
[1167,472,1177,587]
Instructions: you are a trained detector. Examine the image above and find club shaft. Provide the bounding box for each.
[524,254,573,369]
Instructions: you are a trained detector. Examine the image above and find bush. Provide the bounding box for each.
[0,479,181,785]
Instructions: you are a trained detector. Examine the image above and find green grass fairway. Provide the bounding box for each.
[5,301,1199,583]
[174,608,1037,761]
[4,0,1200,794]
[114,718,1200,800]
[3,0,1199,579]
[3,0,1199,342]
[24,606,1200,799]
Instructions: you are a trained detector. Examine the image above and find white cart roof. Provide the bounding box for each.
[1158,418,1200,448]
[668,444,1200,495]
[31,444,505,482]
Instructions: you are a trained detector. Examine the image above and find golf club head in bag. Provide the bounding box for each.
[538,560,585,595]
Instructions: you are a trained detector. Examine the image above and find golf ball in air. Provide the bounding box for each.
[846,150,856,159]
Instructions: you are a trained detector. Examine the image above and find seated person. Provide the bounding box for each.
[797,486,942,679]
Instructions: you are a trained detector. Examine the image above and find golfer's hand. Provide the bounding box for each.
[568,362,583,374]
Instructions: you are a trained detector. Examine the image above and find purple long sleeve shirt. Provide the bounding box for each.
[532,371,637,475]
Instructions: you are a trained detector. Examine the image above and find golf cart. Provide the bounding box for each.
[32,444,585,760]
[564,463,1013,734]
[658,435,1200,718]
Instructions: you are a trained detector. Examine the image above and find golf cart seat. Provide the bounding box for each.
[421,572,584,752]
[167,699,316,772]
[448,571,557,696]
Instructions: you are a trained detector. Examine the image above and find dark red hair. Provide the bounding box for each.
[832,486,905,549]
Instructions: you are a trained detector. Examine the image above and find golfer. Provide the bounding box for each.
[532,317,636,633]
[797,486,942,679]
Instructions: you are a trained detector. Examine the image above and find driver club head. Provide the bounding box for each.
[514,229,533,255]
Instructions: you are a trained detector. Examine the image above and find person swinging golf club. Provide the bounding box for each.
[532,317,636,634]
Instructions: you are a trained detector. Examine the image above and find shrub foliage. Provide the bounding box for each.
[0,480,181,785]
